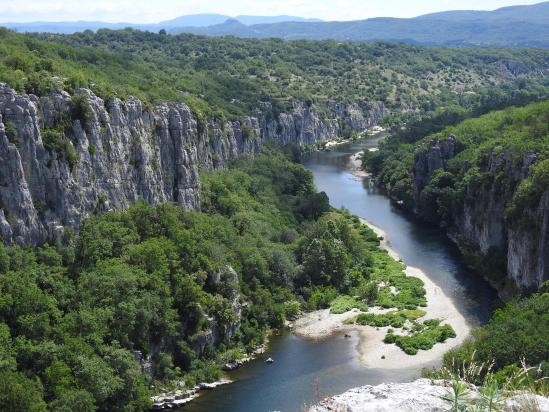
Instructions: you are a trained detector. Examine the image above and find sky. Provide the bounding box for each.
[0,0,543,23]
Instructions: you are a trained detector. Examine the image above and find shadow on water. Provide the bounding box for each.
[183,330,426,412]
[182,137,497,412]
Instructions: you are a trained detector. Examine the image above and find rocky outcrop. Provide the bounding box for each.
[262,101,388,145]
[411,135,549,292]
[0,84,385,245]
[309,379,549,412]
[151,379,232,410]
[189,266,242,356]
[412,135,457,204]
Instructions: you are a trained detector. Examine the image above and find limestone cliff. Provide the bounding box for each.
[0,84,386,245]
[411,136,548,293]
[309,379,549,412]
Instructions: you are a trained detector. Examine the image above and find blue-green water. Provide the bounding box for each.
[182,138,497,412]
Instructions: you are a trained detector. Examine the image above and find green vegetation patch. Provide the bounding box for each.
[384,319,456,355]
[3,121,19,147]
[441,291,549,373]
[424,291,549,398]
[330,295,368,314]
[0,28,547,122]
[348,309,426,328]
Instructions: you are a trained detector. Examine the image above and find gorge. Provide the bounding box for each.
[0,23,547,412]
[178,137,498,412]
[370,101,549,295]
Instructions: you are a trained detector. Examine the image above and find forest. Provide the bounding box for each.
[0,28,548,121]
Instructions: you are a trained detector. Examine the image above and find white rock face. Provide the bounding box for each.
[411,134,549,292]
[0,84,387,245]
[309,379,549,412]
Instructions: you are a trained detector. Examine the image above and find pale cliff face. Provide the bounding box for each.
[411,136,549,292]
[0,84,386,245]
[309,379,549,412]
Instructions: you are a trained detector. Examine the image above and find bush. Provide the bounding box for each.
[41,127,78,171]
[443,292,549,371]
[70,95,94,132]
[307,286,338,309]
[4,122,19,147]
[388,320,456,355]
[330,295,368,314]
[283,300,301,318]
[352,309,425,328]
[241,124,255,141]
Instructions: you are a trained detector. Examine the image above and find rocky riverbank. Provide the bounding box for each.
[221,343,267,371]
[151,379,233,410]
[150,340,268,409]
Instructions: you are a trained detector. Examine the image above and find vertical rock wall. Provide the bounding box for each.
[0,84,387,245]
[411,136,548,291]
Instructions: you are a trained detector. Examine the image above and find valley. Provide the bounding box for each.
[0,6,548,410]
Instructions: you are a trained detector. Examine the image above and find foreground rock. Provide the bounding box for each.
[222,344,267,371]
[309,379,549,412]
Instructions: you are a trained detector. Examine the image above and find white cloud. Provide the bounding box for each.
[0,0,543,23]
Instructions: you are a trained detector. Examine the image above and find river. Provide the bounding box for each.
[182,137,497,412]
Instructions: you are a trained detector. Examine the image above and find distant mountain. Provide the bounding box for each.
[234,15,322,25]
[415,2,549,24]
[2,2,548,46]
[158,14,321,27]
[0,14,323,34]
[159,14,231,28]
[2,21,133,34]
[169,2,549,47]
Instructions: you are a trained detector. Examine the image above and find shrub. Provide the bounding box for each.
[70,94,94,132]
[284,300,301,318]
[307,286,338,309]
[330,295,368,314]
[442,292,549,371]
[353,309,425,328]
[241,124,255,141]
[4,122,20,147]
[388,320,456,355]
[41,127,79,171]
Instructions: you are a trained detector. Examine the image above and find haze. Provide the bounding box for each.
[0,0,543,23]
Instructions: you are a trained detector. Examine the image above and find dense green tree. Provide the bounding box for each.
[47,389,96,412]
[0,244,9,274]
[0,371,47,412]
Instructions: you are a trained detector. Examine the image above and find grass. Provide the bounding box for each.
[330,295,368,314]
[424,353,549,411]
